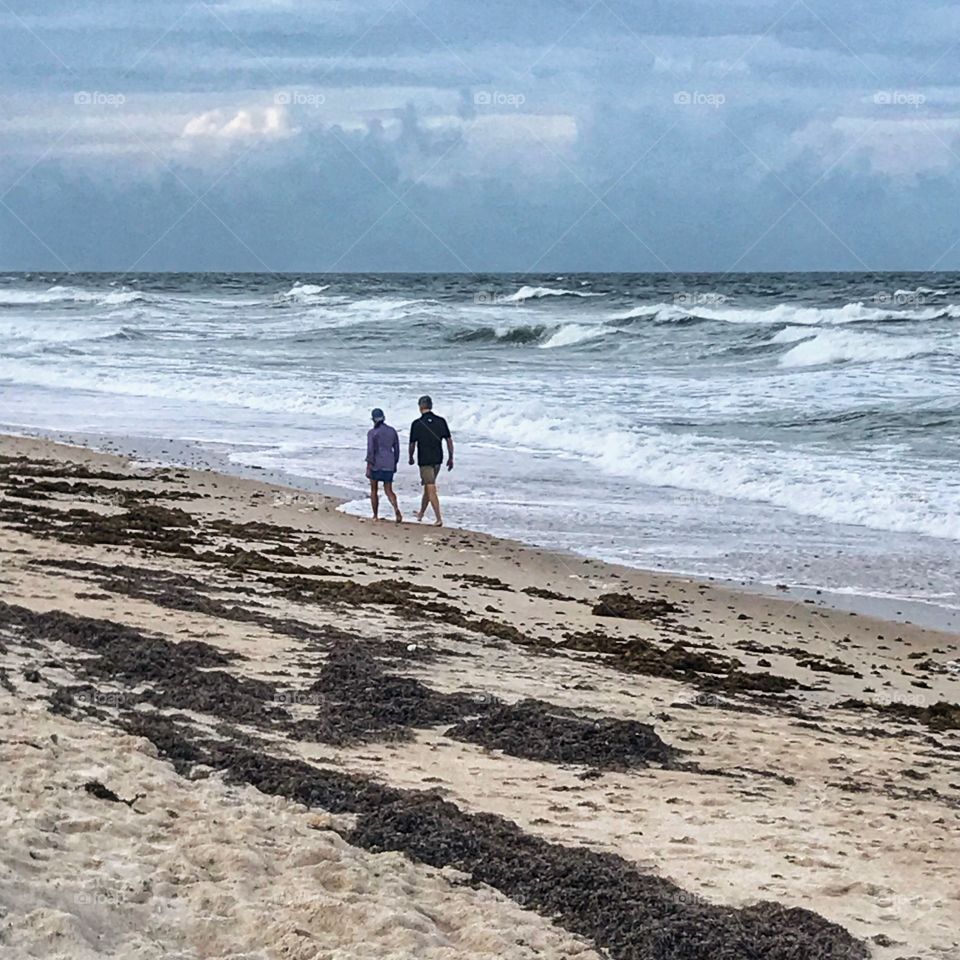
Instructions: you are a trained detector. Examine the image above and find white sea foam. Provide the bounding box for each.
[897,286,947,297]
[538,323,608,348]
[614,300,959,325]
[341,297,439,313]
[276,282,330,304]
[0,285,147,307]
[770,326,816,344]
[100,290,147,305]
[3,351,958,544]
[0,317,123,345]
[611,303,690,322]
[502,285,604,303]
[777,328,935,367]
[451,401,960,541]
[2,276,959,578]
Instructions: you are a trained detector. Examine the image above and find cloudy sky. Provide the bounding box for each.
[1,0,959,272]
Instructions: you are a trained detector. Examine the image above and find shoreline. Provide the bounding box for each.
[1,431,958,958]
[3,424,958,635]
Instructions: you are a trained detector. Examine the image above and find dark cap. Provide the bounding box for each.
[418,395,433,409]
[371,408,385,422]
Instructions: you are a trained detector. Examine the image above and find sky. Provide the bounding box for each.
[1,0,959,272]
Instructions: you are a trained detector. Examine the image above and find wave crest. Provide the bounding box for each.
[776,328,938,367]
[611,300,960,326]
[501,285,604,303]
[0,285,148,307]
[275,282,330,305]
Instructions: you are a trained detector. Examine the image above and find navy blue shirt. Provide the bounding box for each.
[410,412,450,466]
[366,423,400,471]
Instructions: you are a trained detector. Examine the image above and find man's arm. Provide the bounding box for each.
[365,431,373,478]
[408,421,417,465]
[392,429,400,470]
[445,434,454,471]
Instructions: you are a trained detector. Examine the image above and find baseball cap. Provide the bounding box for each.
[371,408,385,422]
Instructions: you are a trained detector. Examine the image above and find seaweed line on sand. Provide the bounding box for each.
[0,600,872,960]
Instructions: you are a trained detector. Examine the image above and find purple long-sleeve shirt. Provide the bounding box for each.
[366,422,400,472]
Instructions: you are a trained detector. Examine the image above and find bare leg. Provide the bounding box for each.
[425,483,442,526]
[384,483,402,523]
[416,485,429,522]
[369,479,379,520]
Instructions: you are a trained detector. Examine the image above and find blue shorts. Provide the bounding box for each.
[370,469,395,483]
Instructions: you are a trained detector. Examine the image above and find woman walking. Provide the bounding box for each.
[365,407,402,523]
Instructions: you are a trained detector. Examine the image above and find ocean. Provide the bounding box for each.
[2,271,958,623]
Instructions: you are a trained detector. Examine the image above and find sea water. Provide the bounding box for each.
[2,272,958,620]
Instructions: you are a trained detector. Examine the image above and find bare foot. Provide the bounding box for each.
[395,512,403,524]
[415,512,424,522]
[433,519,443,527]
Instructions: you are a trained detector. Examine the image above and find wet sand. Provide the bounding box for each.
[1,433,958,960]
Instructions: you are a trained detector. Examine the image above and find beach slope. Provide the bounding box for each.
[0,434,958,959]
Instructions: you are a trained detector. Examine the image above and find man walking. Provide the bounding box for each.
[408,395,453,526]
[366,408,402,523]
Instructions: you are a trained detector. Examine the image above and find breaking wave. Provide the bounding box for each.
[500,285,605,303]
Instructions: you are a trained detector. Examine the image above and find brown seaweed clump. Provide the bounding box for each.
[592,592,683,621]
[446,698,676,769]
[838,697,960,733]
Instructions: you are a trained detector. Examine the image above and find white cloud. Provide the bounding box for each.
[792,115,960,178]
[182,106,296,140]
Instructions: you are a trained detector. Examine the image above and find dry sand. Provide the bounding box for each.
[0,433,958,960]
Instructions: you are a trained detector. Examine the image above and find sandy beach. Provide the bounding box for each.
[1,432,958,960]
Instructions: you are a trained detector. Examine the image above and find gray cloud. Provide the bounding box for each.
[2,0,960,270]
